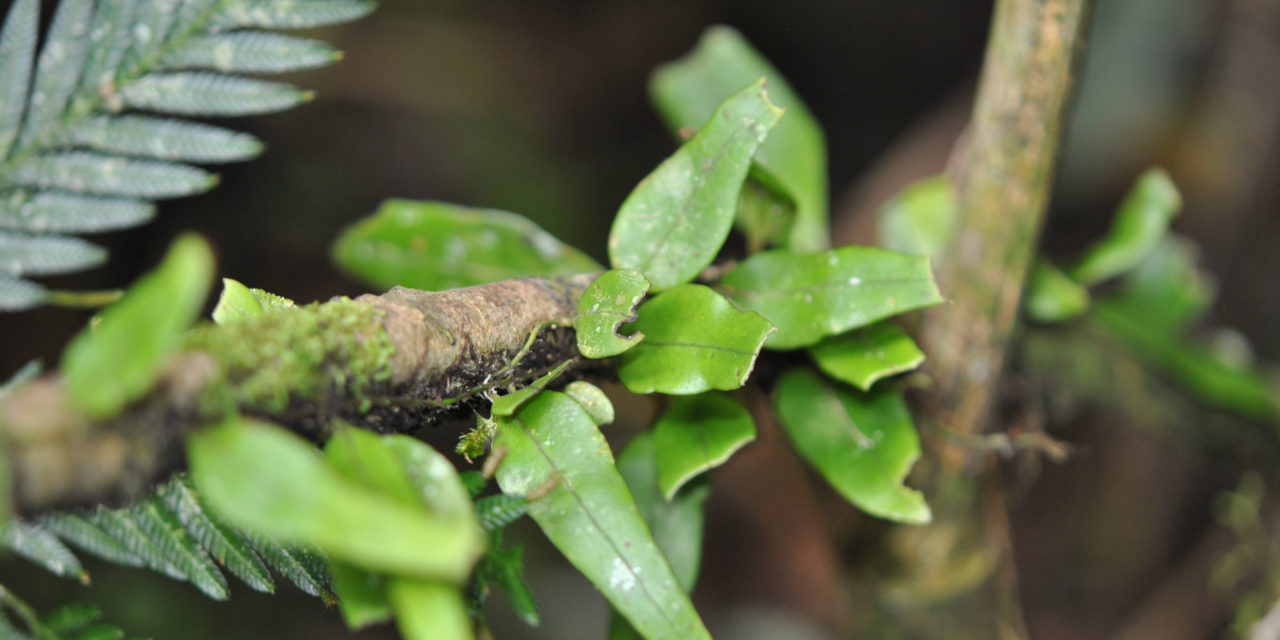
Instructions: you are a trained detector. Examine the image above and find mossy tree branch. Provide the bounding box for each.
[0,275,592,515]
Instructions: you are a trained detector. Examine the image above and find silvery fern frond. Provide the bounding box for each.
[0,0,374,311]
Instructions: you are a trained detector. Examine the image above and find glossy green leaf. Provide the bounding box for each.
[188,417,482,581]
[653,393,755,499]
[808,322,925,391]
[491,360,574,418]
[610,78,783,290]
[334,199,600,291]
[61,233,214,418]
[564,380,614,426]
[1069,168,1181,286]
[775,368,930,524]
[734,179,795,253]
[388,578,472,640]
[878,175,956,258]
[651,25,828,252]
[617,284,774,395]
[494,391,711,640]
[211,278,263,324]
[1024,261,1091,323]
[610,432,711,640]
[576,269,649,359]
[330,561,391,629]
[718,247,943,350]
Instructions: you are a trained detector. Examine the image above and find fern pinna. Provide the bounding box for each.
[0,0,374,311]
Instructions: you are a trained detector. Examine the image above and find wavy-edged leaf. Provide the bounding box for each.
[7,152,217,198]
[0,0,38,161]
[0,192,154,233]
[618,284,774,395]
[35,513,144,568]
[213,0,377,29]
[161,32,340,74]
[878,174,956,258]
[718,247,943,350]
[157,475,275,594]
[652,393,754,499]
[189,417,482,581]
[2,520,86,582]
[564,380,614,426]
[775,367,930,524]
[491,360,573,418]
[610,78,783,290]
[1070,168,1181,286]
[1025,260,1090,324]
[121,72,313,116]
[0,232,104,276]
[129,497,229,599]
[16,0,93,149]
[651,25,828,252]
[63,116,262,164]
[808,322,926,391]
[334,199,600,292]
[0,273,45,310]
[494,391,712,640]
[576,269,649,359]
[62,233,214,418]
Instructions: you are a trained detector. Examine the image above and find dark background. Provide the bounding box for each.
[2,0,1278,638]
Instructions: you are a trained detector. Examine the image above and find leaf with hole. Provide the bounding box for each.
[718,247,942,350]
[494,391,711,640]
[610,77,782,290]
[576,269,649,359]
[775,367,930,524]
[617,284,774,395]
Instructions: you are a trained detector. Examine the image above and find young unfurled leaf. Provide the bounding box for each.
[653,393,755,499]
[610,78,783,290]
[775,368,930,524]
[212,278,297,324]
[1024,261,1091,323]
[491,360,574,418]
[576,269,650,359]
[1069,168,1181,286]
[333,199,600,292]
[808,322,926,391]
[878,175,956,258]
[618,284,774,395]
[717,247,942,350]
[651,25,828,252]
[494,391,712,640]
[189,417,482,581]
[564,380,615,426]
[62,233,215,417]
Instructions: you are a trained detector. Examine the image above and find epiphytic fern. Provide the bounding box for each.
[0,0,374,311]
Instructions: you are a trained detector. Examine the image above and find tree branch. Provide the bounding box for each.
[1,276,592,515]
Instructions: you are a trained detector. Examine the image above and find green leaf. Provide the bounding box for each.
[2,520,86,583]
[0,232,105,276]
[157,475,275,594]
[651,25,828,252]
[121,72,313,116]
[36,513,144,568]
[617,284,774,395]
[471,535,539,626]
[473,494,528,532]
[877,175,956,258]
[1098,236,1212,337]
[564,380,614,426]
[188,417,483,581]
[160,32,340,74]
[61,233,214,418]
[9,152,217,198]
[42,603,101,634]
[576,269,649,359]
[242,533,331,599]
[128,497,229,600]
[609,432,711,640]
[212,0,377,29]
[717,247,943,350]
[1069,168,1181,286]
[330,561,391,629]
[0,193,155,234]
[808,322,926,391]
[387,578,472,640]
[491,360,574,418]
[212,277,263,324]
[17,0,93,149]
[733,179,795,253]
[0,0,38,161]
[0,273,46,310]
[1024,261,1091,323]
[494,391,711,640]
[63,116,263,164]
[333,199,600,292]
[652,393,755,500]
[610,77,783,290]
[775,368,930,524]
